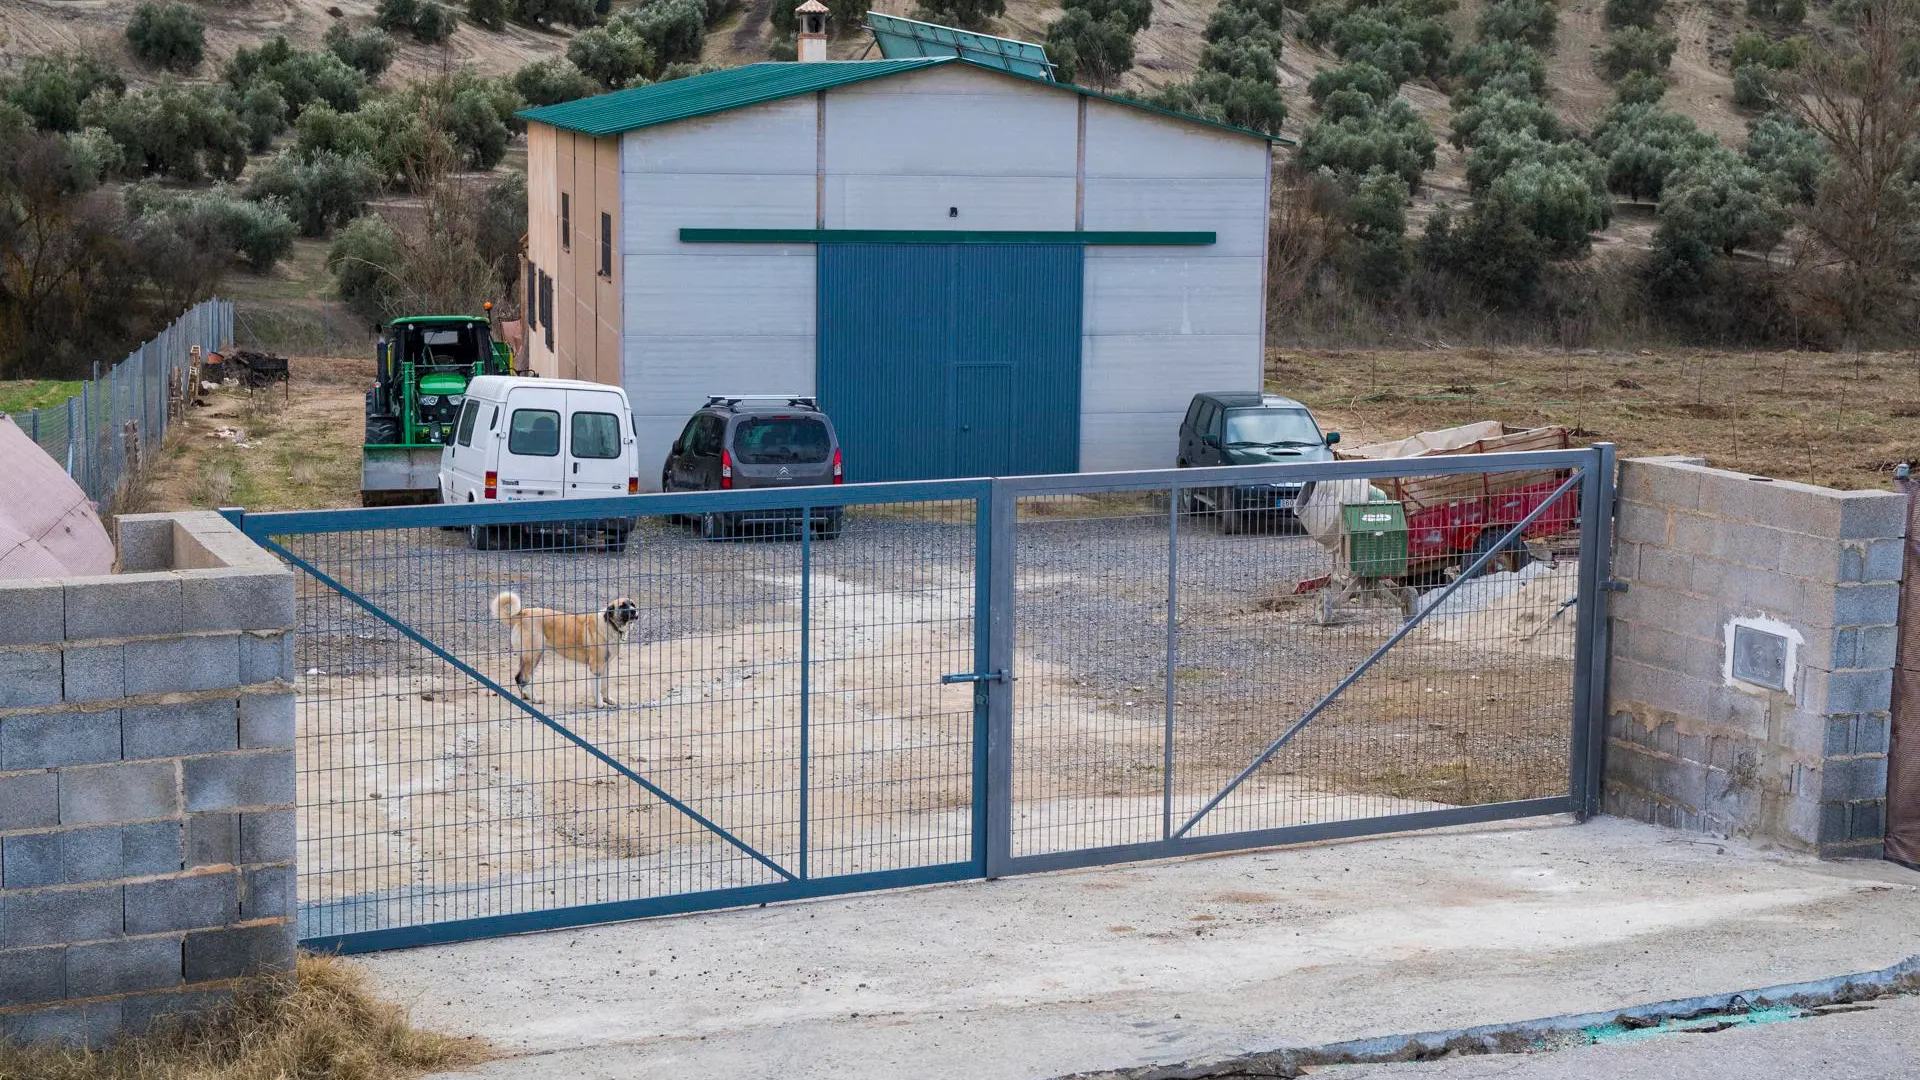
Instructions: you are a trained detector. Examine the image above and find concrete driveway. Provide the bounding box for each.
[350,817,1920,1079]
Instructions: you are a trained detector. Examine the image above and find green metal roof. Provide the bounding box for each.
[517,57,1289,145]
[517,59,945,137]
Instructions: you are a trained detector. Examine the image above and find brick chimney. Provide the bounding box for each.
[796,0,829,62]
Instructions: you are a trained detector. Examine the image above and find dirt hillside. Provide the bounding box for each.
[0,0,567,87]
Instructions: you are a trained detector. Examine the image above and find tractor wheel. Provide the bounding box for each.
[366,413,400,446]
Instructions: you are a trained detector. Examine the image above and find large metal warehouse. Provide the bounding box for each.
[518,51,1278,487]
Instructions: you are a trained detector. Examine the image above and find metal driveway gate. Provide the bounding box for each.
[237,445,1613,953]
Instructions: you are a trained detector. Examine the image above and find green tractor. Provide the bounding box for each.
[361,313,516,506]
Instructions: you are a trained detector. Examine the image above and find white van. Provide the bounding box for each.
[440,375,640,551]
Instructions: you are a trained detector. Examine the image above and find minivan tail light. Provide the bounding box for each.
[832,447,843,484]
[484,471,497,500]
[720,449,733,490]
[627,477,639,494]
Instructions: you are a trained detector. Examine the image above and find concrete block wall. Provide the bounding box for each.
[0,511,295,1045]
[1605,457,1907,857]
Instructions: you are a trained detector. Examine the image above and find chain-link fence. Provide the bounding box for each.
[6,299,232,518]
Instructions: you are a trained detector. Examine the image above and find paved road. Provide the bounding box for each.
[1325,994,1920,1080]
[352,818,1920,1080]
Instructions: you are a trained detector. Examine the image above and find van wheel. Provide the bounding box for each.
[467,523,496,551]
[699,511,727,541]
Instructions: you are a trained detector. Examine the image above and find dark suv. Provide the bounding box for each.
[662,396,845,540]
[1177,392,1339,533]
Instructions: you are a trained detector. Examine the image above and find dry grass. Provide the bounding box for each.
[137,357,372,514]
[0,953,486,1080]
[1274,347,1920,491]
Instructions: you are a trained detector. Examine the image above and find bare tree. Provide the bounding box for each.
[1784,0,1920,346]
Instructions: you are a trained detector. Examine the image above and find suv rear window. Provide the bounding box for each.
[731,416,831,464]
[570,412,621,459]
[508,409,560,456]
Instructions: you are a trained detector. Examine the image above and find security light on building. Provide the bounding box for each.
[517,15,1288,488]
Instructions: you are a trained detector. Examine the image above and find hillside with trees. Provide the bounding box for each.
[0,0,1915,378]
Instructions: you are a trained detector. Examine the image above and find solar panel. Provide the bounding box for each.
[865,11,1056,81]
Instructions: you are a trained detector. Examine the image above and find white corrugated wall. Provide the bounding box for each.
[617,63,1270,486]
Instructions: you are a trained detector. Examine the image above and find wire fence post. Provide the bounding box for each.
[80,380,91,502]
[64,396,75,477]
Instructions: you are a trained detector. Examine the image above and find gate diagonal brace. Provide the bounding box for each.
[1172,466,1589,840]
[258,537,799,884]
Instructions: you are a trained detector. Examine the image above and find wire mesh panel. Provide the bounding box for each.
[1006,492,1179,856]
[1172,464,1583,840]
[1000,447,1604,872]
[249,484,984,949]
[249,448,1607,949]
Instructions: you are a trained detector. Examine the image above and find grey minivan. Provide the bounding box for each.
[1176,391,1339,533]
[662,396,844,540]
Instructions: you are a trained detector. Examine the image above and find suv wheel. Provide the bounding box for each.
[1217,494,1244,535]
[699,511,727,542]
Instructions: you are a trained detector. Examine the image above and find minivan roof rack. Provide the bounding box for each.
[705,394,819,410]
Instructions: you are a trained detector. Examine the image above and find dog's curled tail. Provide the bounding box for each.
[490,591,523,622]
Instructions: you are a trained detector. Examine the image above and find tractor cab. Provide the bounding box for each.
[362,311,517,505]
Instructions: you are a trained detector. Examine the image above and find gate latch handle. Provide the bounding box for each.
[941,670,1008,685]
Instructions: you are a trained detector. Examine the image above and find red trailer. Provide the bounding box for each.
[1298,423,1580,599]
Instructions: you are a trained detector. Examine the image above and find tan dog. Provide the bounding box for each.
[490,591,638,709]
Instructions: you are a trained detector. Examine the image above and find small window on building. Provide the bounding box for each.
[525,260,538,329]
[539,272,554,350]
[599,212,613,279]
[560,193,571,250]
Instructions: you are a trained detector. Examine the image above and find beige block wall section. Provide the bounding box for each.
[524,122,622,386]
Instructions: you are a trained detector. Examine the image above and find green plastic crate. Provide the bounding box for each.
[1340,501,1409,579]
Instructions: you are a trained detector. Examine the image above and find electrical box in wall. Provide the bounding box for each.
[1730,624,1790,691]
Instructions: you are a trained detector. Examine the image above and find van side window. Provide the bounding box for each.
[489,406,499,432]
[455,400,480,447]
[571,412,621,459]
[508,409,561,456]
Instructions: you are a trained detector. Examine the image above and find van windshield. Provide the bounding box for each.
[1224,408,1322,448]
[732,416,831,464]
